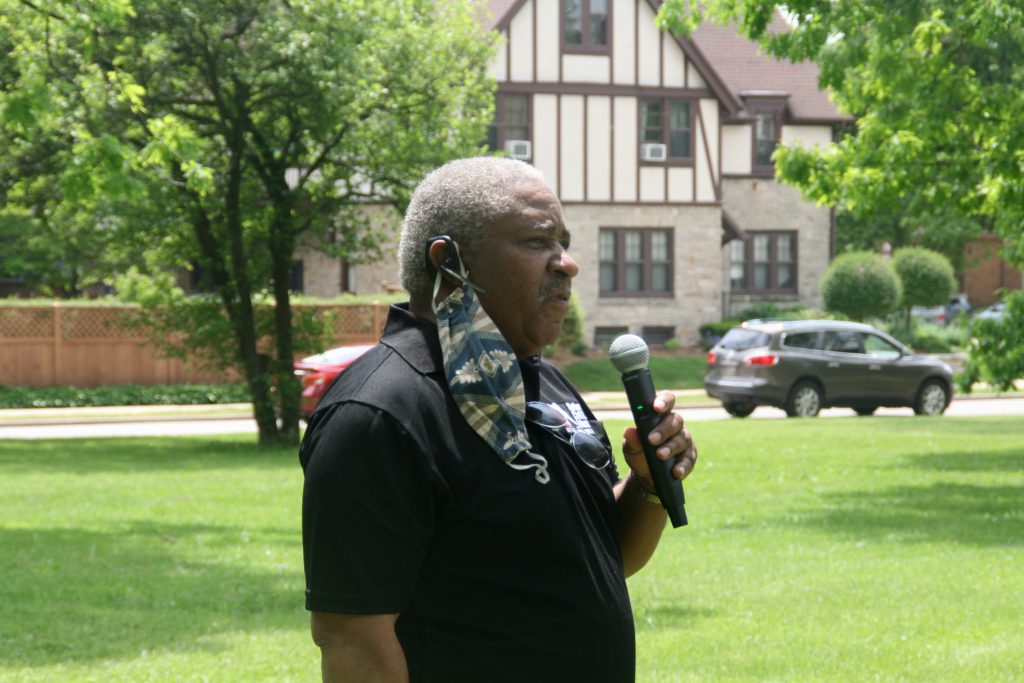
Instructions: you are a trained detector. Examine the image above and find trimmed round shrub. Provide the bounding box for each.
[820,251,902,321]
[892,247,956,308]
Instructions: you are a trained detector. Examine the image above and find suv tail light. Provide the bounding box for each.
[744,354,778,366]
[706,351,717,364]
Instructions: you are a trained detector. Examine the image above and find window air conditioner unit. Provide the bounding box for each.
[641,143,667,162]
[505,139,532,160]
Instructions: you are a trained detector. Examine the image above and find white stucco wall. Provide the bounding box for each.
[721,124,753,175]
[781,124,833,148]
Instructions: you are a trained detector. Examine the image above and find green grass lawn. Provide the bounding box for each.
[562,352,709,391]
[1,417,1022,681]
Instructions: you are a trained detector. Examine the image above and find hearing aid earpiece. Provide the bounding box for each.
[423,234,486,294]
[424,235,457,277]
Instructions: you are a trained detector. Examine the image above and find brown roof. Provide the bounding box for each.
[487,1,848,122]
[690,14,850,122]
[487,0,522,30]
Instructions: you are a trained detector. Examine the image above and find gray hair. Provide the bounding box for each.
[398,157,546,295]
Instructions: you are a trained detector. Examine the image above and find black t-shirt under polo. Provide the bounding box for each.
[300,304,635,682]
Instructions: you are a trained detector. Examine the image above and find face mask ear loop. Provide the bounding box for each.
[437,241,486,294]
[431,269,445,316]
[507,452,551,484]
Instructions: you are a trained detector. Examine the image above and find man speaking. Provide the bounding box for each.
[299,157,698,682]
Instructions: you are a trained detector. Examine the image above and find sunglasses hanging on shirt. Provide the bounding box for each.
[526,401,611,471]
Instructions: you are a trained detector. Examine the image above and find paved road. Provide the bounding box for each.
[595,396,1024,422]
[1,396,1022,439]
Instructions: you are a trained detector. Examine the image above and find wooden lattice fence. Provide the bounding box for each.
[0,302,388,387]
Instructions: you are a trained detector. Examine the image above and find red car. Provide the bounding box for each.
[295,344,375,419]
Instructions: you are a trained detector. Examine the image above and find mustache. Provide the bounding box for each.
[539,280,571,299]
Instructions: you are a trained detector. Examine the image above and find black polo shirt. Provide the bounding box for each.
[300,304,635,682]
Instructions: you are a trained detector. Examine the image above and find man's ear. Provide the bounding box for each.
[427,239,457,274]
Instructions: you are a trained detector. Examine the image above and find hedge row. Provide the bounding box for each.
[0,383,251,409]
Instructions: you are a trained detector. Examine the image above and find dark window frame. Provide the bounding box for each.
[561,0,612,55]
[747,98,787,176]
[594,325,628,348]
[730,231,798,294]
[641,326,676,347]
[638,98,695,166]
[598,227,674,298]
[488,93,533,159]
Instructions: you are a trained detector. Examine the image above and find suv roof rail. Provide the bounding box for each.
[742,317,801,326]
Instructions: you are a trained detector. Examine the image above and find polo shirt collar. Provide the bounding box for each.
[380,303,444,375]
[380,303,543,400]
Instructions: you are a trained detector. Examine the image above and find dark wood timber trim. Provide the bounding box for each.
[498,82,713,98]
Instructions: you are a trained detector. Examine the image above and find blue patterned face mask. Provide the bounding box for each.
[431,249,550,484]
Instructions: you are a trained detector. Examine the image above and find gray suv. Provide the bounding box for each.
[704,319,954,418]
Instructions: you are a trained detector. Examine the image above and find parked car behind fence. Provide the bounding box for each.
[294,344,375,419]
[911,294,972,326]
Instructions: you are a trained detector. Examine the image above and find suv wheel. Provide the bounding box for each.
[914,380,949,416]
[723,401,756,418]
[785,381,822,418]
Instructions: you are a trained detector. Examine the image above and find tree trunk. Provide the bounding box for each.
[221,125,280,446]
[268,198,300,446]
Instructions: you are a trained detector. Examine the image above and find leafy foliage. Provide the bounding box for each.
[698,302,843,350]
[657,0,1024,271]
[0,382,249,409]
[834,207,978,273]
[820,252,901,321]
[892,247,956,309]
[961,290,1024,392]
[878,318,966,354]
[2,0,497,445]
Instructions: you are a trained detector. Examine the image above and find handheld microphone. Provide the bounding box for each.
[609,334,687,528]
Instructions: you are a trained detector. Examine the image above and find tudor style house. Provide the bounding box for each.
[297,0,850,347]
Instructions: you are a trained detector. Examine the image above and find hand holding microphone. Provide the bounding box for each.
[609,334,692,528]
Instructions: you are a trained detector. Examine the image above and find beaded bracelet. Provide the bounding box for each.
[631,473,662,505]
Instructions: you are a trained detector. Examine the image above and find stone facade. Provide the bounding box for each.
[721,178,831,317]
[564,204,723,347]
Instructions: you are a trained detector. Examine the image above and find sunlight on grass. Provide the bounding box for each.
[1,418,1022,681]
[608,417,1024,682]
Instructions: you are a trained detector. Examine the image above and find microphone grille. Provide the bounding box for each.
[608,334,649,373]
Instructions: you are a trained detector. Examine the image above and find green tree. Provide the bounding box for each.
[657,1,1024,270]
[1,0,497,445]
[962,290,1024,392]
[834,205,979,273]
[820,251,901,321]
[891,247,956,328]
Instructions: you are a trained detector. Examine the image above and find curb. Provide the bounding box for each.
[0,392,1018,427]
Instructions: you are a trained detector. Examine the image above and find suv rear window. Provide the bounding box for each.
[719,328,771,351]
